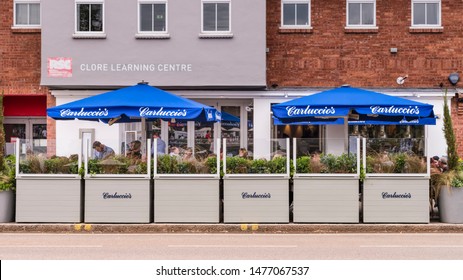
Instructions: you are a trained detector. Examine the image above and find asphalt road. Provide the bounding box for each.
[1,233,463,260]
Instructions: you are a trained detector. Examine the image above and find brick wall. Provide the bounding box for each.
[267,0,463,88]
[267,0,463,156]
[0,0,54,152]
[0,1,46,94]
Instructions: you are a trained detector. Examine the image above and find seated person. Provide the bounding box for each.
[93,141,115,160]
[169,146,180,158]
[182,147,194,161]
[238,148,248,158]
[127,140,142,159]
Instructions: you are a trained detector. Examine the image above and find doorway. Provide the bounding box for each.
[4,117,47,155]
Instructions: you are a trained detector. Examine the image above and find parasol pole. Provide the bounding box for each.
[141,118,147,155]
[344,116,348,152]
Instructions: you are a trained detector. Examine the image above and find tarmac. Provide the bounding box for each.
[1,219,463,234]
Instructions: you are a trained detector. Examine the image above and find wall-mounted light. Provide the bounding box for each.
[396,75,408,85]
[448,73,460,86]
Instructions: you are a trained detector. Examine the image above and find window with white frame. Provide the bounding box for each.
[139,1,167,32]
[281,0,310,27]
[412,0,441,26]
[76,1,104,32]
[14,0,41,27]
[202,0,230,32]
[347,0,375,27]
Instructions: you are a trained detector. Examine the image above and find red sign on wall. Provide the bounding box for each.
[47,57,72,78]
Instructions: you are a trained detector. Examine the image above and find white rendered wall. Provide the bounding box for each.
[53,91,122,157]
[325,125,346,155]
[52,90,447,159]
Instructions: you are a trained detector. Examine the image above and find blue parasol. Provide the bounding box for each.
[47,83,221,124]
[272,86,435,123]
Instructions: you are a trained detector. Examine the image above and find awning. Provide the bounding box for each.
[3,95,47,116]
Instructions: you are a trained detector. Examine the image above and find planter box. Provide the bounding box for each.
[85,178,151,223]
[224,177,289,223]
[154,178,219,223]
[293,177,359,223]
[16,177,82,223]
[439,186,463,223]
[363,177,429,223]
[0,190,15,223]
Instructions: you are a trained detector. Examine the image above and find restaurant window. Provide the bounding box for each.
[4,118,47,155]
[76,1,104,33]
[347,0,375,27]
[168,121,188,151]
[412,0,440,26]
[221,106,241,156]
[139,0,167,32]
[349,125,425,155]
[281,0,310,27]
[202,0,230,32]
[14,0,41,27]
[272,123,322,157]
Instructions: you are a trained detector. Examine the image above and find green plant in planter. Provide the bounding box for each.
[156,155,216,174]
[0,155,16,192]
[226,157,287,174]
[296,156,311,173]
[250,158,269,173]
[19,154,79,174]
[87,156,148,175]
[268,156,287,174]
[320,153,357,173]
[430,89,463,222]
[226,157,250,174]
[366,151,426,174]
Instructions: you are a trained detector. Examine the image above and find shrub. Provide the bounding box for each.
[0,155,16,192]
[226,157,287,174]
[156,155,216,174]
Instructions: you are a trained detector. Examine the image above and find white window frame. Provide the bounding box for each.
[411,0,441,27]
[137,0,168,34]
[346,0,376,28]
[200,0,231,34]
[281,0,311,29]
[13,0,41,28]
[74,0,105,35]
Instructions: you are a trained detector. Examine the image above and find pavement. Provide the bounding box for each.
[1,219,463,234]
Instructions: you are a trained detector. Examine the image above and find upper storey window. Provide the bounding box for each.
[76,1,104,33]
[346,0,375,27]
[412,0,441,27]
[202,0,230,32]
[139,1,167,33]
[281,0,310,28]
[14,0,41,27]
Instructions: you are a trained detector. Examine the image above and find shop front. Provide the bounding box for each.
[3,95,47,156]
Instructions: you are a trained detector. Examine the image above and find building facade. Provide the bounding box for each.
[3,0,462,159]
[41,0,266,157]
[1,0,48,155]
[265,0,463,158]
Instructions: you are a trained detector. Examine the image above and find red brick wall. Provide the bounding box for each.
[0,1,45,94]
[267,0,463,88]
[0,0,54,153]
[267,0,463,156]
